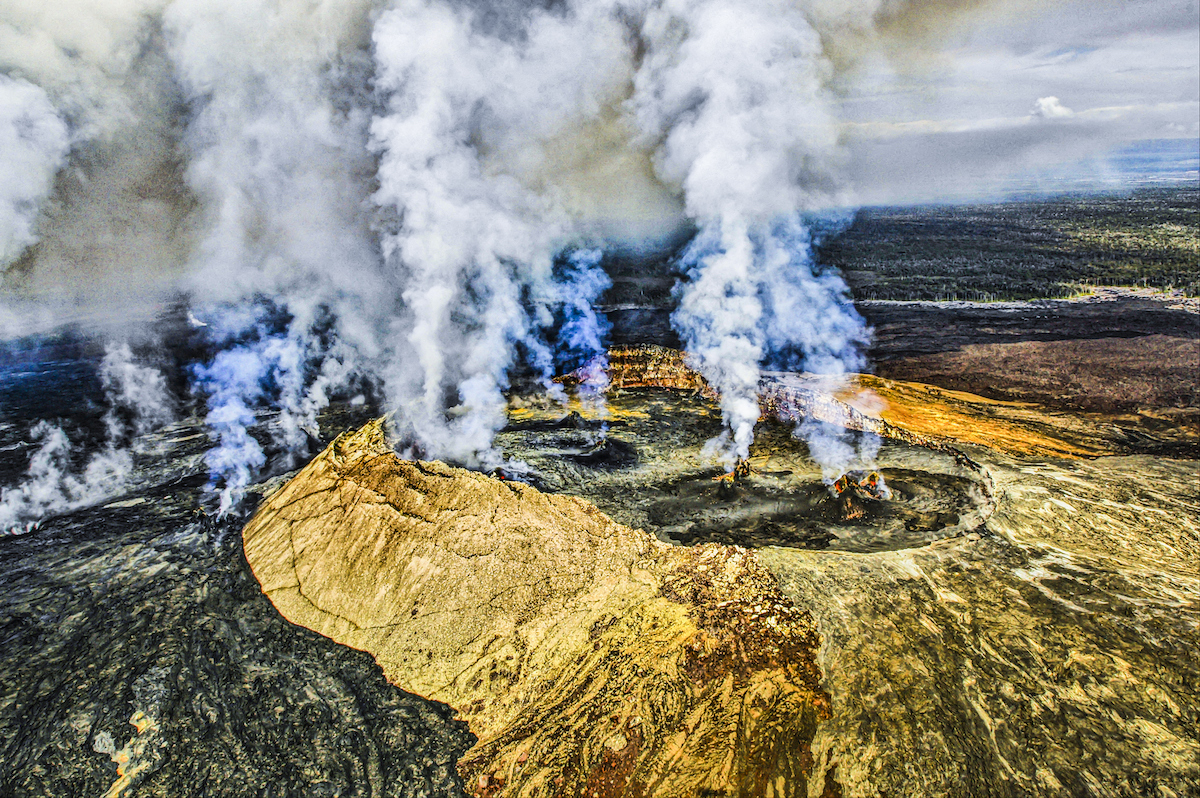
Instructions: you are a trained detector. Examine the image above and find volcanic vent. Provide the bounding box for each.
[503,345,996,554]
[241,348,997,795]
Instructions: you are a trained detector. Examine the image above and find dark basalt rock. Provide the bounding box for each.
[0,472,473,798]
[567,436,638,469]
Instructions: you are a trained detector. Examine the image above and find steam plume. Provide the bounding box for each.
[100,342,174,444]
[0,76,68,269]
[163,0,388,506]
[0,0,883,505]
[369,0,632,464]
[0,422,124,534]
[630,0,869,470]
[555,248,612,411]
[6,0,1168,516]
[0,343,172,533]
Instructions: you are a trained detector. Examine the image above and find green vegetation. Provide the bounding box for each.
[820,186,1199,301]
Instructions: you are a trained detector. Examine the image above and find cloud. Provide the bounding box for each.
[1032,96,1073,118]
[0,75,68,268]
[843,99,1199,203]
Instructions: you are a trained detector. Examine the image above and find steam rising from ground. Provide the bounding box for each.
[0,343,173,532]
[2,0,1189,518]
[0,76,68,268]
[632,0,871,468]
[674,217,873,471]
[555,249,612,413]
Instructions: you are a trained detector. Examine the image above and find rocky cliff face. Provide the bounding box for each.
[242,419,830,797]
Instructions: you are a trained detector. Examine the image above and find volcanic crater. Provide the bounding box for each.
[237,325,1199,797]
[499,349,996,555]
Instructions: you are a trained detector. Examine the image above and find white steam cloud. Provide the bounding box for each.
[0,0,889,510]
[101,342,174,444]
[0,76,68,268]
[7,0,1170,515]
[1032,96,1074,119]
[673,217,872,470]
[161,0,391,507]
[369,0,636,464]
[631,0,869,469]
[555,248,612,411]
[0,421,128,535]
[0,343,173,533]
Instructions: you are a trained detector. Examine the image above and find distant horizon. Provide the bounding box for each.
[849,138,1200,208]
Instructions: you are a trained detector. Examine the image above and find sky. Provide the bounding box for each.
[835,0,1200,201]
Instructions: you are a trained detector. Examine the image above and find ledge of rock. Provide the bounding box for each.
[242,419,830,797]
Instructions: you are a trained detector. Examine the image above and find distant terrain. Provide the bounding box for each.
[819,186,1199,301]
[597,187,1200,456]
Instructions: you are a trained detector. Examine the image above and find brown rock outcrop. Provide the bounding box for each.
[571,344,1103,461]
[243,419,829,797]
[590,344,717,398]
